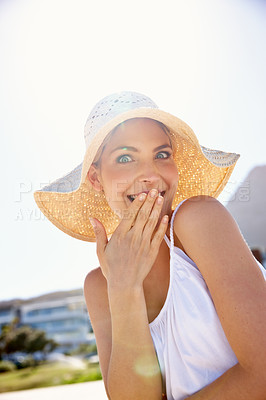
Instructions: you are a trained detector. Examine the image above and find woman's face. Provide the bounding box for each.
[90,118,179,219]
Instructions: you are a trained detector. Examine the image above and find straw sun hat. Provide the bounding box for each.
[34,91,240,242]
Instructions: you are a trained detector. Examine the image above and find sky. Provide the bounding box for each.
[0,0,266,301]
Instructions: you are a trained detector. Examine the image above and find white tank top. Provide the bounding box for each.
[149,200,266,400]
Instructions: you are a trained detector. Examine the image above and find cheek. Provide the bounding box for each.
[101,167,133,202]
[165,164,179,187]
[172,165,179,180]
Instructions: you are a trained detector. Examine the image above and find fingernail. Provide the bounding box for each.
[139,193,147,201]
[157,195,163,204]
[162,215,169,224]
[150,189,158,198]
[89,217,97,229]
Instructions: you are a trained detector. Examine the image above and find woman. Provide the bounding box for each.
[34,91,266,399]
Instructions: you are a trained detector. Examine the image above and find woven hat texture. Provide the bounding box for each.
[34,91,240,242]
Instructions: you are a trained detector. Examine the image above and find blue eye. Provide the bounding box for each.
[156,151,170,159]
[117,155,132,163]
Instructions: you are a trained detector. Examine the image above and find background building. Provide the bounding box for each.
[0,303,20,332]
[226,165,266,266]
[0,289,93,352]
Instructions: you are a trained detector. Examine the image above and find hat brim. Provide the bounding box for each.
[34,108,240,242]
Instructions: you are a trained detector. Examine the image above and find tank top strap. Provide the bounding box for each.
[168,199,189,252]
[164,234,171,248]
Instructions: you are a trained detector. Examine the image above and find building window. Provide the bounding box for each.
[0,309,12,318]
[26,306,68,317]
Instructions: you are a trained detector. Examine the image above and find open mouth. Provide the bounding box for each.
[127,191,166,203]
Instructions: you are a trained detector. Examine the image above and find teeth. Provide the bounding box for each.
[128,191,165,202]
[127,195,138,202]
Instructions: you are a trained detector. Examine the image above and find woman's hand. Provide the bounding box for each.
[90,189,169,289]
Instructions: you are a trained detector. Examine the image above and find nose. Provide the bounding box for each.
[137,161,161,185]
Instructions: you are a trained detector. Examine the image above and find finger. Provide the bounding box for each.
[89,218,108,260]
[133,189,160,231]
[117,192,148,233]
[141,192,164,236]
[150,215,169,251]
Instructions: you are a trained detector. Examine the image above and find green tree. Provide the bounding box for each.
[0,323,58,363]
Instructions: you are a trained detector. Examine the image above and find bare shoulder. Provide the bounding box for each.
[174,195,244,251]
[174,195,228,226]
[173,194,262,278]
[84,266,107,295]
[84,266,109,321]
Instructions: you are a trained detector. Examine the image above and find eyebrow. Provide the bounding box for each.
[110,144,172,154]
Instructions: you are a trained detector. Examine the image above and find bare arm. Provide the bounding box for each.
[107,285,161,400]
[84,268,162,400]
[84,268,112,397]
[85,190,168,400]
[174,196,266,400]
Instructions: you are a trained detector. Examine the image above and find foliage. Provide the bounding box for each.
[68,342,97,356]
[0,321,58,364]
[0,360,102,392]
[8,355,36,370]
[0,360,16,373]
